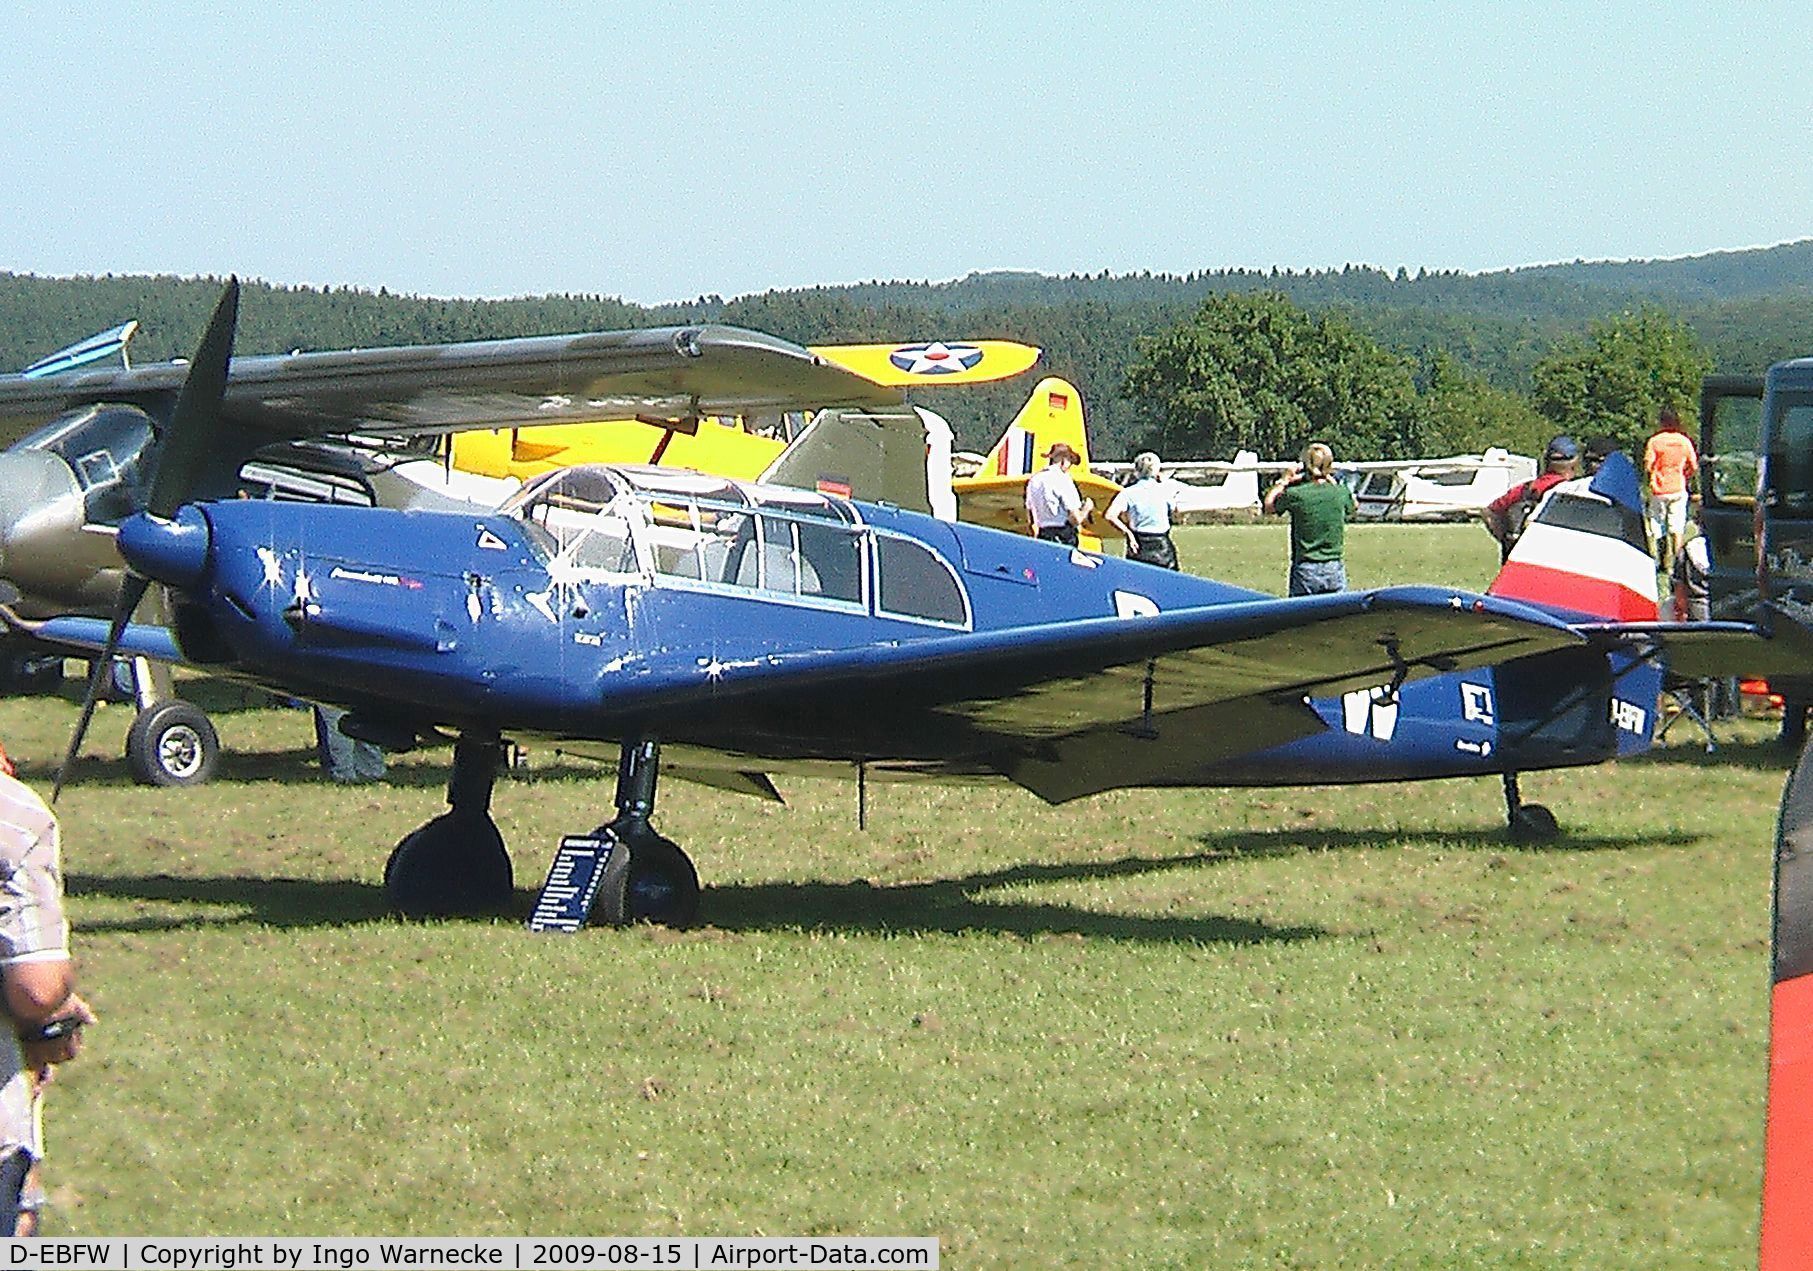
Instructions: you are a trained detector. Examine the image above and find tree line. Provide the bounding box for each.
[2,243,1809,460]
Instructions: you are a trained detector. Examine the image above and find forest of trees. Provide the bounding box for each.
[2,239,1811,460]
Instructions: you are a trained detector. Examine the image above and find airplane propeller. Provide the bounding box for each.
[53,278,239,800]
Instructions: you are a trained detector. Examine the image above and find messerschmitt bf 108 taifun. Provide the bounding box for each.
[13,281,1801,927]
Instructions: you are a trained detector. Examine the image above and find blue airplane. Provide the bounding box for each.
[17,283,1803,926]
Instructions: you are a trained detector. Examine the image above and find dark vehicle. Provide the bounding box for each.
[1699,363,1813,734]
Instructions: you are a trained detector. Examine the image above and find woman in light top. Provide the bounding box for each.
[1104,451,1183,570]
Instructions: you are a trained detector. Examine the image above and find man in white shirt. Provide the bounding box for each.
[0,767,94,1234]
[1024,443,1094,547]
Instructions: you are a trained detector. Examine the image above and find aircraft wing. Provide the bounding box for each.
[1574,618,1813,681]
[0,325,903,444]
[615,586,1584,802]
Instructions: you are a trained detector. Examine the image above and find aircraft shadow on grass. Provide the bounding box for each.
[1189,824,1702,860]
[67,850,1329,945]
[1625,733,1796,773]
[64,822,1693,941]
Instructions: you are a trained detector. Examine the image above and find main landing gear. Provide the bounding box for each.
[385,735,514,918]
[1502,771,1559,842]
[382,732,700,927]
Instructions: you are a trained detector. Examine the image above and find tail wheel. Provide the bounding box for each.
[125,700,220,787]
[1509,802,1560,842]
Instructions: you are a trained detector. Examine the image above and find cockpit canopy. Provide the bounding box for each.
[16,404,156,525]
[500,464,966,626]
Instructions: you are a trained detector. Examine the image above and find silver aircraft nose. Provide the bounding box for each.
[0,450,107,611]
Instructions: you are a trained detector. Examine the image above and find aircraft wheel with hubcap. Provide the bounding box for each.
[125,700,219,787]
[592,830,700,928]
[384,812,514,918]
[1508,802,1560,843]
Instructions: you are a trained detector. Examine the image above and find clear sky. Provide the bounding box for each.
[4,1,1807,305]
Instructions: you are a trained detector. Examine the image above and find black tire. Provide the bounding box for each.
[1509,802,1560,843]
[384,812,514,919]
[125,701,220,787]
[591,830,700,928]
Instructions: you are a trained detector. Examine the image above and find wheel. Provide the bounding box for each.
[384,812,514,918]
[591,830,700,928]
[1508,802,1560,843]
[125,700,220,787]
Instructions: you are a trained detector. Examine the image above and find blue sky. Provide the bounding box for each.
[3,2,1807,304]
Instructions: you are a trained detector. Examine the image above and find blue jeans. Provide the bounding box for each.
[1289,560,1347,596]
[315,706,387,783]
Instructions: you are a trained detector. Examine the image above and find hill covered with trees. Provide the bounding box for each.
[2,239,1810,458]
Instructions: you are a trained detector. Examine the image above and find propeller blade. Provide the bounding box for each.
[146,277,240,520]
[52,573,150,802]
[54,277,238,800]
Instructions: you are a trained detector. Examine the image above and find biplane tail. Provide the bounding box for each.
[954,378,1122,543]
[977,377,1091,477]
[1485,452,1659,623]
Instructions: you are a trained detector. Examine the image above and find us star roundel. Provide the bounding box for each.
[888,341,986,375]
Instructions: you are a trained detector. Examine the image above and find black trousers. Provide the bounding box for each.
[1035,525,1080,547]
[1126,531,1178,569]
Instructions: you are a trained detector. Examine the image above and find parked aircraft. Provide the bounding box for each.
[0,319,1029,782]
[1344,449,1537,522]
[1094,452,1268,520]
[23,282,1805,929]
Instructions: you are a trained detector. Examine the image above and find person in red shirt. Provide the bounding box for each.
[1642,405,1699,574]
[1483,435,1579,561]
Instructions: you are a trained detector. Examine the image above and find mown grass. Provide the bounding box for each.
[5,523,1786,1265]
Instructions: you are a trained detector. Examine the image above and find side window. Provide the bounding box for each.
[875,534,967,625]
[730,516,822,596]
[562,515,637,572]
[797,520,863,603]
[1709,392,1762,506]
[1770,403,1813,518]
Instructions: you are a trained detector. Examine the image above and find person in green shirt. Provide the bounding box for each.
[1264,441,1357,596]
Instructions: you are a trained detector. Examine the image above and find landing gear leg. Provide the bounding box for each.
[588,737,699,928]
[1503,770,1558,842]
[384,734,514,918]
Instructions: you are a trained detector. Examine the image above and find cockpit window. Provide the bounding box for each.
[874,532,969,626]
[18,405,156,526]
[1532,489,1646,552]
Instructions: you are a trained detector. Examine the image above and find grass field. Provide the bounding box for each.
[2,522,1789,1265]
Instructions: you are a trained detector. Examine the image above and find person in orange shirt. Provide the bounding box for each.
[1642,405,1699,574]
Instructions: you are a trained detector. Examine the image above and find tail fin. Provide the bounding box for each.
[1486,452,1659,622]
[22,320,140,378]
[759,406,940,515]
[979,376,1089,477]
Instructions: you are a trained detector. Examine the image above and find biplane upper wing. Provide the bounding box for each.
[0,324,903,444]
[811,339,1041,387]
